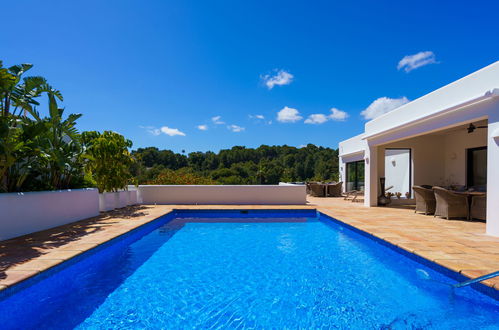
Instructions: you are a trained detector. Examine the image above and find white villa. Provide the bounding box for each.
[339,61,499,236]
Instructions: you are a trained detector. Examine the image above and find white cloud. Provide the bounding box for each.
[397,51,437,72]
[160,126,186,136]
[304,114,328,124]
[261,70,294,89]
[141,125,186,136]
[277,106,302,123]
[140,126,161,136]
[303,108,349,124]
[249,114,272,125]
[211,116,225,124]
[228,124,245,132]
[361,97,410,120]
[329,108,349,121]
[197,124,208,131]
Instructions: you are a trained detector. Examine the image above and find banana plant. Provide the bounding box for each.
[0,61,62,118]
[0,61,68,192]
[35,94,83,190]
[0,116,46,192]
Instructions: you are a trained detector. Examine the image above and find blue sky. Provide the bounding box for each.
[2,0,498,153]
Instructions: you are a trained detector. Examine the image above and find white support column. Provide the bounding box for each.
[486,113,499,236]
[339,158,346,193]
[364,143,378,207]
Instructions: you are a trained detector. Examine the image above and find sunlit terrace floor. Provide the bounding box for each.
[1,198,498,292]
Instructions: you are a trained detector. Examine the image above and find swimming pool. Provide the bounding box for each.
[0,210,497,329]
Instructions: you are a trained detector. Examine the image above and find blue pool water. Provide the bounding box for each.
[0,210,497,329]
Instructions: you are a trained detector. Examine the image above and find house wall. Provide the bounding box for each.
[0,189,100,241]
[384,149,411,196]
[377,135,446,189]
[486,111,499,236]
[443,126,487,186]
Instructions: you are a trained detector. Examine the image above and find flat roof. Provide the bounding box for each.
[358,61,499,140]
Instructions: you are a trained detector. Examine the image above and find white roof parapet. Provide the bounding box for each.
[339,133,366,156]
[364,61,499,139]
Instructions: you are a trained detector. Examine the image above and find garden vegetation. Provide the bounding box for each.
[1,61,339,192]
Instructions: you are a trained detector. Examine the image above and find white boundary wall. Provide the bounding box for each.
[0,189,99,241]
[138,185,307,205]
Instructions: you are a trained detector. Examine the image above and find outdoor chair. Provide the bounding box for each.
[309,183,326,197]
[433,187,469,220]
[306,182,319,194]
[470,194,486,220]
[412,186,436,215]
[343,190,364,202]
[327,182,343,197]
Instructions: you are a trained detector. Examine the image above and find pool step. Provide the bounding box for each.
[454,270,499,288]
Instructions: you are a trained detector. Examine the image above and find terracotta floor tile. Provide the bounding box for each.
[0,270,39,286]
[11,259,63,271]
[59,242,99,251]
[36,250,82,260]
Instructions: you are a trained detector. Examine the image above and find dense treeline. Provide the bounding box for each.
[131,144,339,185]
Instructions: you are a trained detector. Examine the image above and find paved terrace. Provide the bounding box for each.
[1,198,498,292]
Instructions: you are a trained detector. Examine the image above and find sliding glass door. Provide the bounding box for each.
[467,146,487,187]
[346,160,365,192]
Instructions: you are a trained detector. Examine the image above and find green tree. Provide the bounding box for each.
[83,131,135,193]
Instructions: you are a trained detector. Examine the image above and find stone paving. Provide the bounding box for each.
[1,198,498,292]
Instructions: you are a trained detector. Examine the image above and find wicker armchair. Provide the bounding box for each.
[470,194,486,220]
[306,182,319,194]
[433,187,469,220]
[309,183,326,197]
[327,182,343,197]
[413,186,436,215]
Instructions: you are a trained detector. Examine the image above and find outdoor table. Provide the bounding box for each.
[454,191,486,219]
[322,183,334,197]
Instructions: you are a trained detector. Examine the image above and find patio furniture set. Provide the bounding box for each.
[412,185,486,220]
[307,182,343,198]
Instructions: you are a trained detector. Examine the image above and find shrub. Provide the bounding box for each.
[82,131,135,193]
[147,168,217,185]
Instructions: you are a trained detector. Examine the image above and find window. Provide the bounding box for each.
[467,147,487,187]
[346,160,365,192]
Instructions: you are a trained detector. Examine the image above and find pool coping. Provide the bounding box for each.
[0,205,497,301]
